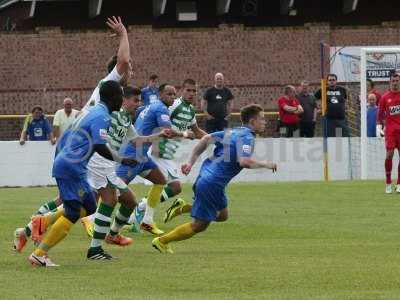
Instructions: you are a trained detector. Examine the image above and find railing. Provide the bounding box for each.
[0,111,279,119]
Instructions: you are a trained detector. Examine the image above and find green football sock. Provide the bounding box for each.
[160,186,175,203]
[90,203,114,249]
[109,205,134,236]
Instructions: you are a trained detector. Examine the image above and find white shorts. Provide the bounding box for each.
[149,154,180,183]
[87,152,128,192]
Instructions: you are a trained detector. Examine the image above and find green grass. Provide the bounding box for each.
[2,181,400,299]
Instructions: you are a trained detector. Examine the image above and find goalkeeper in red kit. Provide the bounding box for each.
[377,72,400,193]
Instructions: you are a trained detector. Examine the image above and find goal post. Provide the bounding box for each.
[360,47,400,179]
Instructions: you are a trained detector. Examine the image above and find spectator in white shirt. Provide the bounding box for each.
[53,97,79,140]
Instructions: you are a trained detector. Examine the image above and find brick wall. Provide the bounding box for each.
[1,23,400,139]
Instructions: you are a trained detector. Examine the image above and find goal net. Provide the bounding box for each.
[328,46,400,179]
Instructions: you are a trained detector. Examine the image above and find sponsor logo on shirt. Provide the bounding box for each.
[389,104,400,115]
[99,129,108,139]
[327,91,342,96]
[161,114,170,122]
[242,145,252,154]
[34,128,43,137]
[216,94,222,100]
[149,94,158,103]
[330,97,338,104]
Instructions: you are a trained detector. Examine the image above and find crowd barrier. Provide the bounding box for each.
[0,138,391,187]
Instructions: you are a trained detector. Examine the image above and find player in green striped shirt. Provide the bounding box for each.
[131,79,207,228]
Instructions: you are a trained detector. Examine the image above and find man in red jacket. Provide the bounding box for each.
[277,85,304,137]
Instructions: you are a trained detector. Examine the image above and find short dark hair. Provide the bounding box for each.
[240,104,263,124]
[107,55,118,74]
[158,83,169,93]
[100,80,123,105]
[390,72,400,80]
[182,78,196,86]
[327,73,337,80]
[149,74,158,81]
[31,105,43,113]
[123,86,141,98]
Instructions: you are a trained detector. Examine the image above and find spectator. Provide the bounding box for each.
[19,105,55,145]
[297,80,318,137]
[315,73,349,137]
[53,97,79,140]
[277,85,303,137]
[367,78,381,106]
[367,93,378,137]
[201,72,234,133]
[141,74,159,106]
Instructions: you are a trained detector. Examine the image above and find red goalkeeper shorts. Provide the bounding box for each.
[385,130,400,150]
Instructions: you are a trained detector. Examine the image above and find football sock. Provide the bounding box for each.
[36,199,58,215]
[138,199,147,211]
[25,199,59,237]
[41,208,65,228]
[143,184,164,224]
[397,162,400,185]
[24,224,32,237]
[160,186,175,203]
[109,205,134,236]
[385,158,392,184]
[90,202,114,249]
[159,222,195,244]
[34,216,73,257]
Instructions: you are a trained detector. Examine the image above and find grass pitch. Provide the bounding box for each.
[1,181,400,300]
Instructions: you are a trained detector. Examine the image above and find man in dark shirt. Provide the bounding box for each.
[315,73,349,137]
[201,73,234,133]
[297,80,318,137]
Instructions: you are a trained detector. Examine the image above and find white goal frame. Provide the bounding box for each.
[360,47,400,179]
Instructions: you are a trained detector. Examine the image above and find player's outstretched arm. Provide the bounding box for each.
[190,123,207,139]
[239,157,277,172]
[130,128,175,145]
[181,134,214,175]
[106,16,130,76]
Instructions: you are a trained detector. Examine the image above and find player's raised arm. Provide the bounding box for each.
[106,16,130,77]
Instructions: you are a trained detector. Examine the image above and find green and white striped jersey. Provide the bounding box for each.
[82,66,122,111]
[155,97,196,160]
[107,107,137,151]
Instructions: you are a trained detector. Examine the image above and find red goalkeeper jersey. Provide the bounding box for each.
[378,90,400,133]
